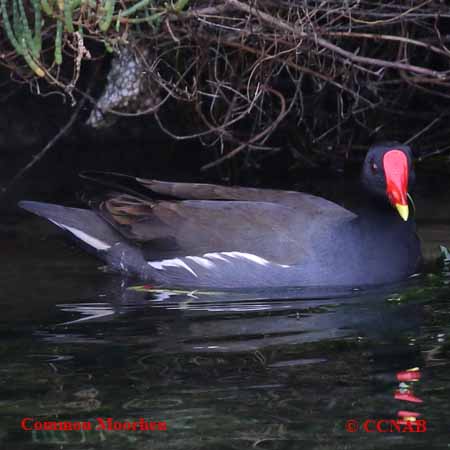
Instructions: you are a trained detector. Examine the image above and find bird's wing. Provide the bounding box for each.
[136,177,348,213]
[97,188,354,265]
[82,171,352,214]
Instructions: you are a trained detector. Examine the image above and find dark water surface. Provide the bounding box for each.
[1,216,450,449]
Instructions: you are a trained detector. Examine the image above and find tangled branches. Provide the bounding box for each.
[2,0,450,168]
[0,0,191,92]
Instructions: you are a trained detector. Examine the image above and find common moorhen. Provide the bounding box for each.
[20,142,421,288]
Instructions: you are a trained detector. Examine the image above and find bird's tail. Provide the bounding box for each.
[19,200,120,252]
[18,201,151,278]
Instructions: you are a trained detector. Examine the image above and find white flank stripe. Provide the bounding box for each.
[203,252,229,262]
[186,256,216,269]
[148,257,198,277]
[222,252,270,266]
[205,251,290,268]
[49,220,111,251]
[148,251,291,277]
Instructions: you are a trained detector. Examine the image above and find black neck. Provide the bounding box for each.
[355,189,414,229]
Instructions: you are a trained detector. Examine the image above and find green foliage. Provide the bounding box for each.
[1,0,44,75]
[54,17,62,64]
[0,0,192,79]
[99,0,115,32]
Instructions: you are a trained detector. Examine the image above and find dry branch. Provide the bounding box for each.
[2,0,450,169]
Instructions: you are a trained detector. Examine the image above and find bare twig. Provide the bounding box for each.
[405,115,444,145]
[227,0,448,79]
[201,87,287,170]
[1,94,88,196]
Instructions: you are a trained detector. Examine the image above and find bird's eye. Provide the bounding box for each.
[370,159,378,174]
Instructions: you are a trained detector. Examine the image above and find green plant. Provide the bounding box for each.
[0,0,192,79]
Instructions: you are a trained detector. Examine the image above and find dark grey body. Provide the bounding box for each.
[19,176,421,289]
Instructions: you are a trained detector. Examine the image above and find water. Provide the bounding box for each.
[1,215,450,449]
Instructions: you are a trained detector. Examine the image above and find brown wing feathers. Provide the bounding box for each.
[81,172,352,265]
[137,178,301,205]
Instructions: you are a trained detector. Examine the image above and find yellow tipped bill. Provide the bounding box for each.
[395,203,409,221]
